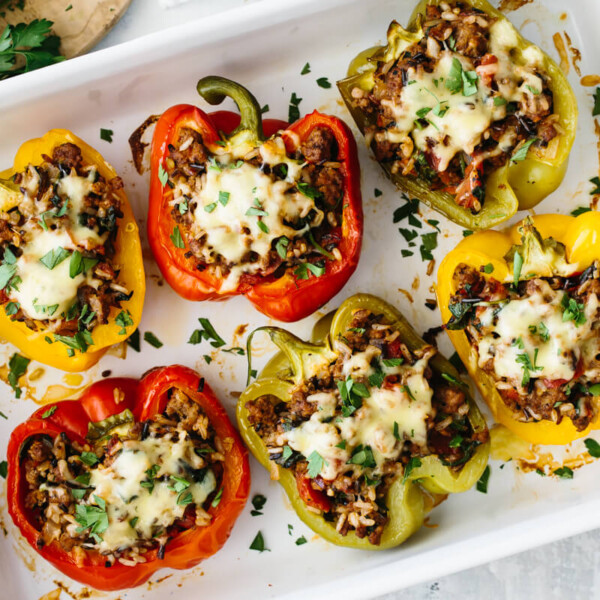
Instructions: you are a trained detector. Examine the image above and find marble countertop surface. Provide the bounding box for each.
[95,2,598,598]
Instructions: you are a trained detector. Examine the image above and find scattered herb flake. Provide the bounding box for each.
[100,128,113,143]
[144,331,163,348]
[476,465,490,493]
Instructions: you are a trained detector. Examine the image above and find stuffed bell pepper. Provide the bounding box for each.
[238,294,489,549]
[437,214,600,445]
[337,0,576,229]
[0,130,145,371]
[6,365,250,590]
[149,76,362,322]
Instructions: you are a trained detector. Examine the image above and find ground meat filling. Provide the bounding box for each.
[163,125,345,291]
[22,390,224,567]
[351,1,561,212]
[246,309,486,545]
[0,143,131,342]
[448,263,600,430]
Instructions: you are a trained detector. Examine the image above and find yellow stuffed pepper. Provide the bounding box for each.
[0,130,145,372]
[437,214,600,444]
[337,0,577,230]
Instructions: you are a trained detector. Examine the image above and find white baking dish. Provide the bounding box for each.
[0,0,599,598]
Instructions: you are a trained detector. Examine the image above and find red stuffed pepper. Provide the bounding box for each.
[148,76,363,322]
[6,365,250,591]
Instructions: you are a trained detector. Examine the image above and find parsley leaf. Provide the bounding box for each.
[275,236,289,259]
[294,261,326,280]
[143,331,163,348]
[590,176,600,196]
[158,163,169,187]
[306,450,326,478]
[289,92,302,122]
[593,87,600,117]
[170,226,185,249]
[554,466,574,479]
[476,465,491,493]
[561,294,586,326]
[511,138,537,163]
[8,353,29,399]
[584,438,600,458]
[0,19,64,80]
[39,246,69,270]
[301,62,310,75]
[100,128,113,143]
[115,310,133,335]
[403,457,422,482]
[249,531,269,552]
[188,318,226,348]
[571,206,591,217]
[316,77,331,89]
[337,376,370,417]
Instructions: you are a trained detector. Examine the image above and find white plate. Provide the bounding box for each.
[0,0,599,598]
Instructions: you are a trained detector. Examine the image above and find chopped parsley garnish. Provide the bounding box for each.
[554,466,574,479]
[251,494,267,516]
[140,464,160,494]
[348,445,376,469]
[39,246,70,270]
[294,261,326,279]
[419,231,438,261]
[80,451,99,466]
[0,461,6,479]
[289,92,302,122]
[127,329,141,352]
[7,352,29,399]
[316,77,331,89]
[260,104,269,114]
[115,310,133,335]
[525,84,540,95]
[511,138,537,163]
[374,188,382,197]
[211,487,223,508]
[529,322,550,342]
[54,331,93,354]
[218,190,230,206]
[100,128,113,142]
[188,317,226,348]
[588,383,600,396]
[482,263,494,274]
[306,450,327,478]
[275,236,289,259]
[393,422,401,441]
[445,57,478,96]
[143,331,163,348]
[170,226,185,249]
[512,250,523,288]
[301,62,310,75]
[295,535,308,546]
[561,294,586,326]
[463,229,473,237]
[41,406,57,419]
[516,349,542,386]
[382,357,403,367]
[246,206,268,217]
[593,87,600,117]
[571,206,591,217]
[158,163,169,187]
[337,376,370,416]
[476,465,490,493]
[249,531,269,552]
[69,251,98,279]
[590,176,600,196]
[449,434,464,448]
[584,438,600,458]
[75,495,109,542]
[403,457,422,482]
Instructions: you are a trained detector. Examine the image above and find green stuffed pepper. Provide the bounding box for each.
[337,0,577,230]
[238,294,489,549]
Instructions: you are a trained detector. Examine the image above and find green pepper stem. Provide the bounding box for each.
[196,75,264,146]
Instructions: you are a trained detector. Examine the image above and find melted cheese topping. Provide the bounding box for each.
[173,137,323,291]
[8,171,110,320]
[12,230,85,319]
[284,346,434,479]
[476,280,600,386]
[58,171,108,249]
[383,18,547,171]
[89,434,216,554]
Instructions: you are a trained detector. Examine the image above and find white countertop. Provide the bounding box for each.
[95,2,599,598]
